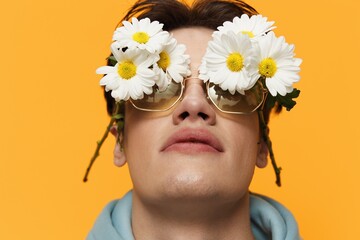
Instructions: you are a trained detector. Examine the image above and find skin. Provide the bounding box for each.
[111,27,268,240]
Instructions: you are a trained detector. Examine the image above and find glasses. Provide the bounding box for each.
[130,78,268,114]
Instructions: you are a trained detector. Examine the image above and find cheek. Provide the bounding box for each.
[123,107,168,189]
[123,120,154,193]
[123,103,161,153]
[123,115,154,169]
[221,113,260,148]
[220,115,260,175]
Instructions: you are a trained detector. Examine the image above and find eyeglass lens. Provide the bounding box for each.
[130,80,264,113]
[130,81,183,111]
[207,82,265,114]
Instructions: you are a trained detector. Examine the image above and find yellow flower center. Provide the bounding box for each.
[226,53,244,72]
[132,31,150,44]
[157,51,171,71]
[118,61,137,80]
[258,58,277,78]
[241,31,254,38]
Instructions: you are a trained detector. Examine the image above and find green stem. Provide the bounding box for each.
[83,102,121,182]
[258,110,282,187]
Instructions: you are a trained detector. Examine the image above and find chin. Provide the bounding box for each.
[157,171,228,202]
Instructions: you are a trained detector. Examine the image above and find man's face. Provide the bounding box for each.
[122,27,262,203]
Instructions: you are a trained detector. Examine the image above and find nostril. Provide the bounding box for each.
[198,112,209,120]
[179,111,209,121]
[179,112,189,120]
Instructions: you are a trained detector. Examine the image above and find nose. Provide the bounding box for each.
[172,78,216,125]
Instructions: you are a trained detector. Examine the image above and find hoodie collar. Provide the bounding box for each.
[87,191,300,240]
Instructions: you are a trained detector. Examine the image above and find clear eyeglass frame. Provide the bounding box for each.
[129,77,268,114]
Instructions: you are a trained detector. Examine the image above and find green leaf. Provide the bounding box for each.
[276,89,301,111]
[112,113,124,120]
[107,55,117,66]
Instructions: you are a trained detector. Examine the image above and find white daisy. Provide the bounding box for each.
[96,46,159,101]
[253,31,302,96]
[198,57,209,82]
[112,17,170,53]
[199,31,258,95]
[215,14,275,40]
[154,37,191,90]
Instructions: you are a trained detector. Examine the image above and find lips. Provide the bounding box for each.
[161,128,224,153]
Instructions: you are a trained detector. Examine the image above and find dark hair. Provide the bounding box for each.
[104,0,280,123]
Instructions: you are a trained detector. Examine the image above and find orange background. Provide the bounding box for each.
[1,0,359,239]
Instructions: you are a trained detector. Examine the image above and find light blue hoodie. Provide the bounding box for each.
[87,191,300,240]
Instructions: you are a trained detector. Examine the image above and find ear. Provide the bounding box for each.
[110,125,127,167]
[256,139,268,168]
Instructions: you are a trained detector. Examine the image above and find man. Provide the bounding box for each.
[86,0,301,239]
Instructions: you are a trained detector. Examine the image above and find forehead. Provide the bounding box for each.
[170,27,214,76]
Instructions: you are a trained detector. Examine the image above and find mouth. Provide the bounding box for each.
[161,128,224,153]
